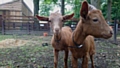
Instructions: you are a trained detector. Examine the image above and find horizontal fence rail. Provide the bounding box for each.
[0,15,79,35]
[0,15,50,35]
[0,15,120,38]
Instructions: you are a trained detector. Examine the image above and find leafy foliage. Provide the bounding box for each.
[33,0,120,21]
[111,0,120,19]
[101,0,120,20]
[39,0,54,16]
[73,0,82,18]
[101,1,107,19]
[34,0,83,18]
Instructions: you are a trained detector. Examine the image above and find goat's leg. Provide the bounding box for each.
[54,49,59,68]
[72,56,78,68]
[82,53,89,68]
[64,50,68,68]
[90,55,95,68]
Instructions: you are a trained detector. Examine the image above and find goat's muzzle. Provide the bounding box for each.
[54,28,60,34]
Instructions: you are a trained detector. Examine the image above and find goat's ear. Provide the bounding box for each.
[36,15,49,21]
[80,1,88,19]
[63,13,74,21]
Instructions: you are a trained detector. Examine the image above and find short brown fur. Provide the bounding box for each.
[68,1,113,68]
[36,12,74,68]
[52,26,72,68]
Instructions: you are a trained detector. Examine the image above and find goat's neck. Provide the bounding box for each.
[73,20,87,45]
[54,31,61,42]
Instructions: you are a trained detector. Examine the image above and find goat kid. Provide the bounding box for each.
[36,12,74,68]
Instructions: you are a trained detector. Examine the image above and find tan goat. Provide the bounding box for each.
[68,1,113,68]
[36,12,74,68]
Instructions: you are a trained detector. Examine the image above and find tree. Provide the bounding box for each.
[90,0,101,9]
[106,0,112,22]
[61,0,65,15]
[33,0,39,30]
[38,0,54,16]
[111,0,120,20]
[33,0,39,16]
[101,0,120,21]
[73,0,81,18]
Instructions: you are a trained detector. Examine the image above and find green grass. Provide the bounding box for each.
[0,42,51,68]
[0,34,14,41]
[0,35,52,68]
[0,35,119,68]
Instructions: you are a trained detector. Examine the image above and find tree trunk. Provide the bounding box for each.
[90,0,100,9]
[33,0,39,16]
[33,0,40,30]
[106,0,112,22]
[61,0,65,15]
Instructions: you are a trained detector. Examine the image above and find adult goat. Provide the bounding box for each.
[68,1,113,68]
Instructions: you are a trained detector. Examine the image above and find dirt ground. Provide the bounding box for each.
[0,35,120,68]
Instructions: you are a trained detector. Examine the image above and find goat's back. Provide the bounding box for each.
[61,26,72,41]
[61,26,72,33]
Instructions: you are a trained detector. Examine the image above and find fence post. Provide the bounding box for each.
[13,23,15,29]
[114,19,117,44]
[21,23,23,30]
[2,20,5,35]
[27,22,30,35]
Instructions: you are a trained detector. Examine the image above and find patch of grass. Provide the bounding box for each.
[97,40,117,48]
[0,35,119,68]
[0,35,53,67]
[0,44,51,67]
[0,34,14,41]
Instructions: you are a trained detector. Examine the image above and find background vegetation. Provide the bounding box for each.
[33,0,120,21]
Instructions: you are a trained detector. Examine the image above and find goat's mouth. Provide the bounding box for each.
[54,31,60,35]
[102,34,112,39]
[53,30,60,34]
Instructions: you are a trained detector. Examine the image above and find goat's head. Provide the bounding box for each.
[80,1,113,39]
[36,12,74,35]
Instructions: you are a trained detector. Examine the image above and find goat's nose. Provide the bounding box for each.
[55,28,59,32]
[110,30,113,35]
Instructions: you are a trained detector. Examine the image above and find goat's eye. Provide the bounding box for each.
[48,20,51,22]
[93,19,98,22]
[62,20,64,22]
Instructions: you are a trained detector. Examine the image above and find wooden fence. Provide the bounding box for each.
[0,15,79,35]
[0,15,120,44]
[0,15,50,35]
